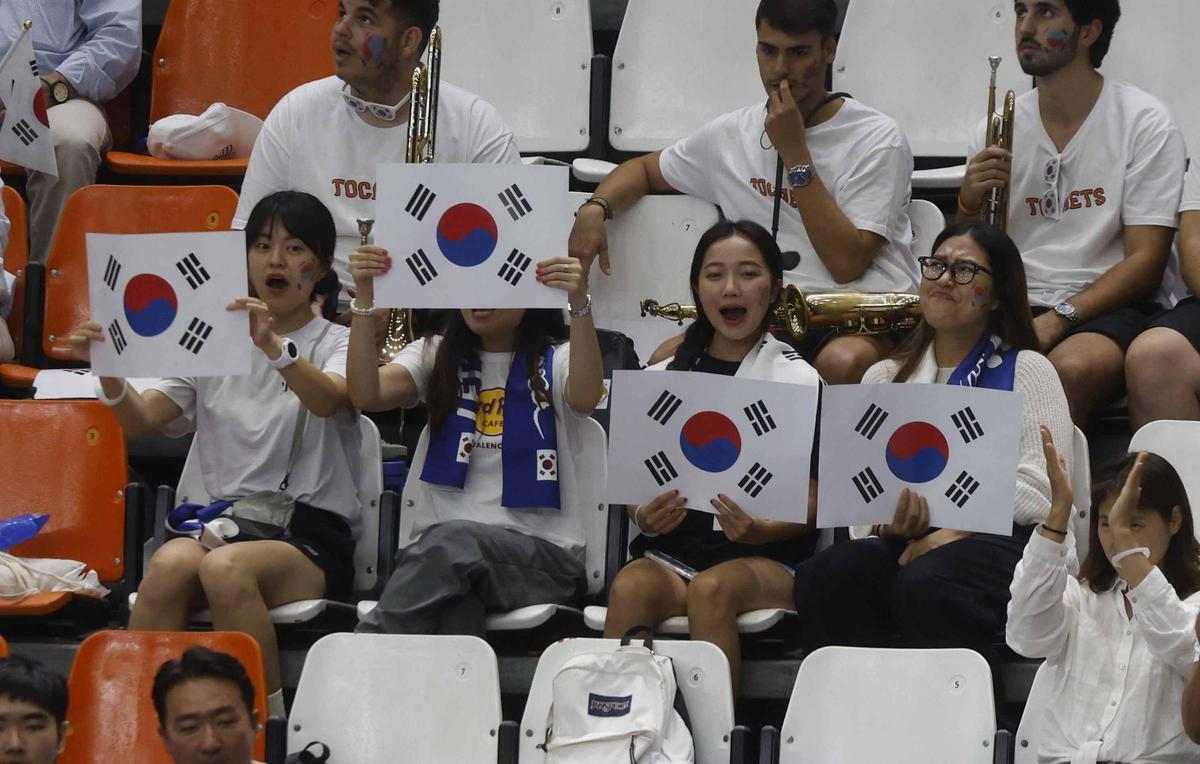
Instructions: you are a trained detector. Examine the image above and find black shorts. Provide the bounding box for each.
[286,503,357,601]
[1146,296,1200,352]
[784,324,911,364]
[1032,301,1161,352]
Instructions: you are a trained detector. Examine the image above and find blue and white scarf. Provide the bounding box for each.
[420,346,560,509]
[912,332,1018,391]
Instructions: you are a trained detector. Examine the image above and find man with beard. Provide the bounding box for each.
[958,0,1186,425]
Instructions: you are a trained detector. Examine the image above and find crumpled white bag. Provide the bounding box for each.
[0,552,110,599]
[147,102,263,161]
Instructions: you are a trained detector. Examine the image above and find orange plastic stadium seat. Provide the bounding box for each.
[59,631,268,764]
[0,400,134,616]
[2,186,29,358]
[0,635,8,656]
[105,1,337,177]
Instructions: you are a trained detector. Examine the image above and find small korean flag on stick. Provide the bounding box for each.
[87,232,252,378]
[607,370,818,523]
[373,163,570,309]
[816,384,1023,535]
[0,22,56,177]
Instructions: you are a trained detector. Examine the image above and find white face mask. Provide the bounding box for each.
[340,83,411,122]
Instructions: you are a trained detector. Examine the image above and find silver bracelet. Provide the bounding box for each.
[568,293,592,318]
[94,377,128,407]
[349,298,376,317]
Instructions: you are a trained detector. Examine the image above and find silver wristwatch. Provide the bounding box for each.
[1053,302,1079,326]
[788,163,815,188]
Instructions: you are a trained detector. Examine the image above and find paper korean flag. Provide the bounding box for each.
[817,384,1023,535]
[0,25,56,176]
[607,370,818,522]
[87,231,252,378]
[373,163,570,309]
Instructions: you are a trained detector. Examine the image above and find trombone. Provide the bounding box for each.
[983,56,1016,231]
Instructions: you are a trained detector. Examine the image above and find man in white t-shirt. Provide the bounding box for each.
[959,0,1186,426]
[234,0,521,286]
[1125,161,1200,428]
[568,0,915,384]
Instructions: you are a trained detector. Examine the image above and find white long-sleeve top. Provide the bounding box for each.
[1007,532,1200,763]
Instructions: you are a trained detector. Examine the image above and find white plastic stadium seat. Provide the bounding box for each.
[907,198,945,261]
[583,604,792,635]
[519,637,747,764]
[133,417,384,624]
[359,417,610,632]
[608,0,761,153]
[580,191,722,362]
[438,0,593,154]
[770,646,998,763]
[1129,420,1200,541]
[1070,425,1092,565]
[288,634,505,763]
[1104,2,1200,159]
[835,1,1033,189]
[1013,660,1052,764]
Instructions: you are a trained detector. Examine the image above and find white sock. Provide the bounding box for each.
[267,689,286,719]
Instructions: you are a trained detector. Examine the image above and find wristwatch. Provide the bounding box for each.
[268,337,299,370]
[1053,302,1079,326]
[788,163,815,189]
[43,77,70,105]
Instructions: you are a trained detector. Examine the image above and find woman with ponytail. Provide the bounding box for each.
[603,219,822,693]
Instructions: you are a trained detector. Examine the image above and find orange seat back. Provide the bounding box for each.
[150,0,337,122]
[2,186,28,356]
[0,635,8,657]
[0,400,127,582]
[60,631,268,764]
[42,185,239,358]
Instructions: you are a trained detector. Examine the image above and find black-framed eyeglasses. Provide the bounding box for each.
[918,256,993,285]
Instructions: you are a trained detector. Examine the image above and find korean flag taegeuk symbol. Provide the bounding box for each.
[86,231,252,378]
[816,384,1022,535]
[372,163,570,309]
[606,370,818,523]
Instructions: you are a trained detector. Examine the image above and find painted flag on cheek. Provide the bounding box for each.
[373,164,570,309]
[87,231,252,378]
[816,384,1023,535]
[607,370,818,523]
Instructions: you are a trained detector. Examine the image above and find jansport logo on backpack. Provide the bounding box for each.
[588,693,632,717]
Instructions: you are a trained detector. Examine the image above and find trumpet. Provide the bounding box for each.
[377,25,441,364]
[640,285,921,339]
[983,56,1016,231]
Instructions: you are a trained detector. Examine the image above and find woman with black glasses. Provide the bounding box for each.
[792,220,1074,653]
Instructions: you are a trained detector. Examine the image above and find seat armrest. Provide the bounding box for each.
[264,717,287,764]
[377,489,399,596]
[498,719,519,764]
[758,725,780,764]
[912,163,966,189]
[730,724,751,764]
[572,158,618,184]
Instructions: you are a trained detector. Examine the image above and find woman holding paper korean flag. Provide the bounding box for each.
[793,221,1074,655]
[344,236,605,636]
[603,220,823,694]
[62,191,356,717]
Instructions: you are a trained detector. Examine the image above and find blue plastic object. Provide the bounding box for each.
[0,513,50,550]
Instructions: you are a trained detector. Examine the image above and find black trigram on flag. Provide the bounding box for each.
[498,184,532,221]
[103,255,122,291]
[738,462,773,498]
[179,318,213,354]
[107,320,128,355]
[28,59,38,77]
[11,119,37,146]
[497,249,532,286]
[644,451,679,487]
[951,406,984,444]
[854,404,889,440]
[647,390,683,425]
[945,471,980,508]
[405,184,437,221]
[406,249,439,286]
[175,253,211,290]
[781,350,804,362]
[852,466,884,503]
[743,400,777,436]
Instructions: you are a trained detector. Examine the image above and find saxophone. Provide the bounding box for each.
[640,285,921,338]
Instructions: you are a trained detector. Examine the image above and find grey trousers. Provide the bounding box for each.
[357,519,585,636]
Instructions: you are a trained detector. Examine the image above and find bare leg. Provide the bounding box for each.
[198,541,327,693]
[128,538,208,631]
[602,558,688,638]
[1126,327,1200,429]
[685,557,795,694]
[1048,332,1126,426]
[815,335,892,385]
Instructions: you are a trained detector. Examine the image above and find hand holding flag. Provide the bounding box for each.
[0,21,56,176]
